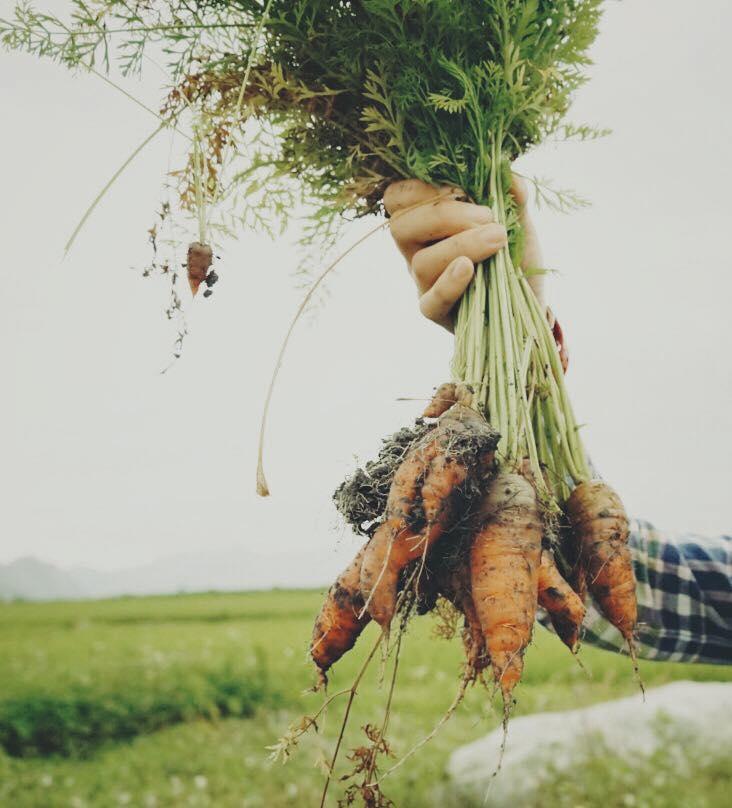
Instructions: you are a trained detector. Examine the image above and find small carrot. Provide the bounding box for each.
[565,480,637,644]
[470,471,542,708]
[187,241,213,296]
[422,382,457,418]
[538,549,586,652]
[435,558,489,676]
[311,542,371,685]
[360,403,497,631]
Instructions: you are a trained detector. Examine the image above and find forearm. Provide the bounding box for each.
[539,524,732,665]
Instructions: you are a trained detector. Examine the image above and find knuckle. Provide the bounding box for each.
[418,294,438,322]
[455,229,477,253]
[382,181,405,214]
[387,215,406,244]
[383,178,429,215]
[432,285,452,308]
[411,250,431,284]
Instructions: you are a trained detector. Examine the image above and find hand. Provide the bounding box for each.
[383,177,545,331]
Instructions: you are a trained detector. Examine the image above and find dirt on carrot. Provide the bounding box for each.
[565,481,638,643]
[311,542,371,687]
[186,241,213,296]
[469,471,543,709]
[538,549,587,653]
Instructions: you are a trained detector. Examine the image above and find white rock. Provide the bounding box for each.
[447,681,732,804]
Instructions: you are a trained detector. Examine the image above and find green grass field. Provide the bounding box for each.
[1,590,730,807]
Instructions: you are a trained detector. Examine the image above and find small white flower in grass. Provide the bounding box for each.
[193,775,208,790]
[40,773,53,787]
[117,792,131,805]
[286,783,298,799]
[622,794,637,807]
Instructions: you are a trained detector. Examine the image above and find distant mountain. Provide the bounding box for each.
[0,557,86,601]
[0,545,356,601]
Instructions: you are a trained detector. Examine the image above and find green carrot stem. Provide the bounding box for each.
[451,143,590,505]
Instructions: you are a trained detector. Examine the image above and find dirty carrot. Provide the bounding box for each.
[360,403,497,631]
[470,471,542,709]
[538,549,586,652]
[565,480,638,644]
[186,241,212,296]
[311,542,371,686]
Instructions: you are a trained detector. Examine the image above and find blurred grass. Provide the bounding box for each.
[1,589,730,807]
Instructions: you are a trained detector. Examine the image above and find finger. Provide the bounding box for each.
[383,178,462,217]
[390,199,493,258]
[412,224,507,294]
[418,256,474,329]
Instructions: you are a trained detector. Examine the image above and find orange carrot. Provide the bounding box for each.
[538,550,586,652]
[565,480,637,643]
[360,404,497,631]
[470,471,542,707]
[436,559,490,676]
[187,241,213,296]
[422,383,457,418]
[311,542,370,685]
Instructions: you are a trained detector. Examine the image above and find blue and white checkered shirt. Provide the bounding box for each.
[547,520,732,665]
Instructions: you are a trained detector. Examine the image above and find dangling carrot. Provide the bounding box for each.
[565,480,637,644]
[360,401,498,632]
[470,471,542,709]
[538,549,586,653]
[186,241,213,296]
[311,542,371,686]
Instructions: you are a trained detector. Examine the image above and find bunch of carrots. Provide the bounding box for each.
[314,383,638,714]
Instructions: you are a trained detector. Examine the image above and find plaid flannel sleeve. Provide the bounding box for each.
[541,520,732,664]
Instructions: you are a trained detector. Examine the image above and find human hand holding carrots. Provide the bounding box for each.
[304,179,638,785]
[310,185,639,697]
[383,176,545,329]
[384,177,569,372]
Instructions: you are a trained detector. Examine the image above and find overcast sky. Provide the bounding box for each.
[1,0,730,574]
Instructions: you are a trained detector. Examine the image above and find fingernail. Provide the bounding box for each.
[450,258,473,280]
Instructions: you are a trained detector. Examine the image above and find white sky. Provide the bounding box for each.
[1,0,731,572]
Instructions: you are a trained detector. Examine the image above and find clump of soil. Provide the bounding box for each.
[333,404,500,537]
[333,419,434,535]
